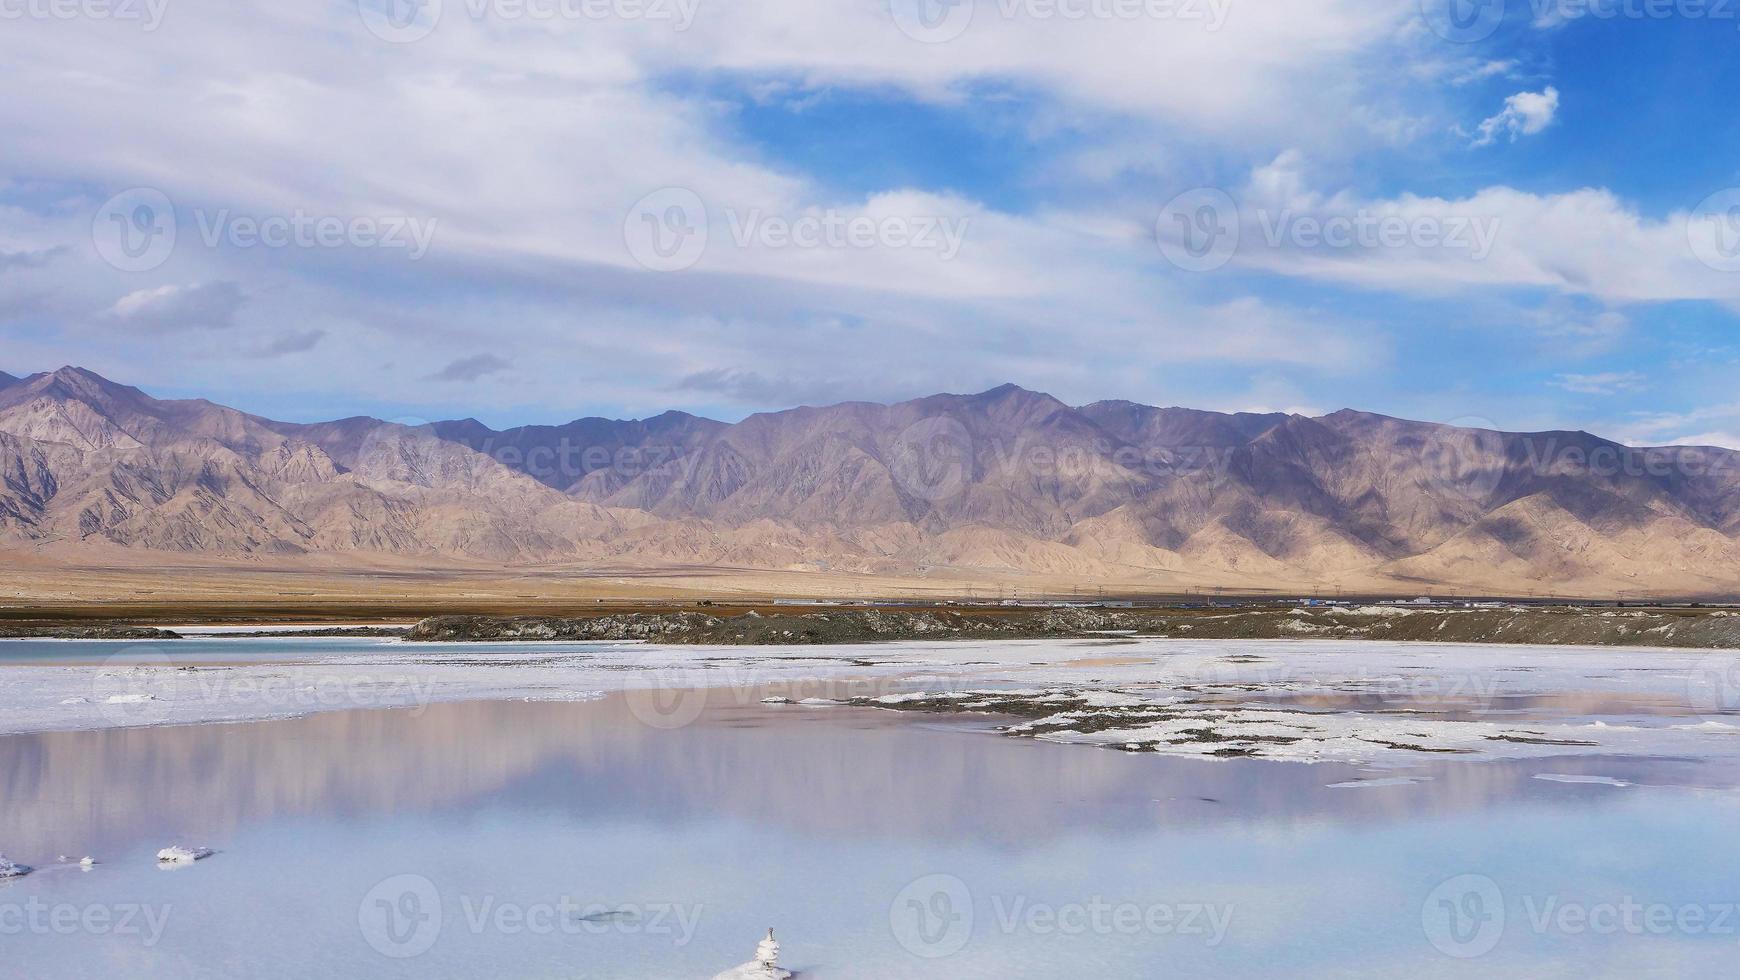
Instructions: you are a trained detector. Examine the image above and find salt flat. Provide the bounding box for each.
[3,637,1736,770]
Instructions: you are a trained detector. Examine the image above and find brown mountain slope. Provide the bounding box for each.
[3,367,1740,596]
[569,385,1159,536]
[0,369,648,562]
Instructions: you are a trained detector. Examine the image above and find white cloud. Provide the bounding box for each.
[1219,152,1740,306]
[0,1,1423,417]
[0,0,1720,429]
[1472,87,1560,147]
[103,282,246,331]
[1412,57,1519,86]
[1549,371,1646,395]
[1614,403,1740,449]
[1662,432,1740,450]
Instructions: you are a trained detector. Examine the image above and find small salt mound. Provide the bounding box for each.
[157,845,214,864]
[713,965,792,980]
[0,854,32,878]
[713,929,792,980]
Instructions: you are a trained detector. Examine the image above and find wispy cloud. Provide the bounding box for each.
[1614,403,1740,448]
[425,354,512,383]
[0,246,64,274]
[1549,371,1646,395]
[251,329,326,358]
[102,282,246,331]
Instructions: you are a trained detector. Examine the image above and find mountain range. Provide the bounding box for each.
[3,365,1738,597]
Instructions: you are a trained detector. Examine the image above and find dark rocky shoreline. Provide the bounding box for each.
[7,606,1739,649]
[0,624,184,640]
[401,606,1740,649]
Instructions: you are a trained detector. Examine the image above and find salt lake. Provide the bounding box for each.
[2,637,1739,978]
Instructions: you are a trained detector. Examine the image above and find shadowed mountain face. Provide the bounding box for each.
[3,366,1739,595]
[0,370,17,389]
[432,412,726,494]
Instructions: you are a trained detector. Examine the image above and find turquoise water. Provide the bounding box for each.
[0,636,409,665]
[3,686,1739,978]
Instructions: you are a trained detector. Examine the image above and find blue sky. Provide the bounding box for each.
[2,0,1739,445]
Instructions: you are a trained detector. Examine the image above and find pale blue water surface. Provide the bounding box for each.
[1,639,1738,978]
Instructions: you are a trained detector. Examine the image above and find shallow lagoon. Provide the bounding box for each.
[4,677,1740,978]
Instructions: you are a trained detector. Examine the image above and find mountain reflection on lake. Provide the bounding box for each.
[3,694,1739,978]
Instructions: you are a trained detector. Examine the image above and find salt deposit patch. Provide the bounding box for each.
[1533,774,1632,787]
[842,685,1740,768]
[157,846,214,864]
[518,690,606,703]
